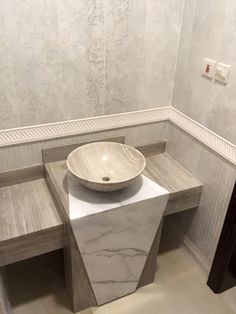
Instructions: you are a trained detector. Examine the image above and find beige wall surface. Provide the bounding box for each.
[0,0,184,130]
[173,0,236,145]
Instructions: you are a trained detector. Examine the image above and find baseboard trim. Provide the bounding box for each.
[0,106,235,166]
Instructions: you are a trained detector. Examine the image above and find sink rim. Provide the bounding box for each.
[66,142,146,190]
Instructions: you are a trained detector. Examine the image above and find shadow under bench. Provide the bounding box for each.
[0,137,202,313]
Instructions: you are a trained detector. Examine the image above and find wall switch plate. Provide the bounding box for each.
[215,63,231,84]
[202,58,216,79]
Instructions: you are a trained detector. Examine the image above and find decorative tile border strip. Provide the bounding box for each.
[169,107,236,166]
[0,106,235,166]
[0,107,170,147]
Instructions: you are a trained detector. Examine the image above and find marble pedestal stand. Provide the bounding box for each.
[66,175,169,312]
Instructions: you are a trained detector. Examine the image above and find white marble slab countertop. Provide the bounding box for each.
[68,174,170,220]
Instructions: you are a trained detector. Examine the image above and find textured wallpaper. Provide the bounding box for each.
[0,0,184,129]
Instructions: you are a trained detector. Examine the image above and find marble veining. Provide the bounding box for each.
[68,174,170,304]
[69,174,169,219]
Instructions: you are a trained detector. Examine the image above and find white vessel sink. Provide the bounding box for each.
[66,142,146,192]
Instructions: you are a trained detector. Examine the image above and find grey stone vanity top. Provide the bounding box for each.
[0,146,202,267]
[45,152,203,220]
[0,178,64,266]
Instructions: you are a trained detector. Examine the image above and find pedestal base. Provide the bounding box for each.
[66,175,169,312]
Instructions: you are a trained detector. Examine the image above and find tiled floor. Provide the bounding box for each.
[7,229,236,314]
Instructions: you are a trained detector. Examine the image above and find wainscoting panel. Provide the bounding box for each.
[167,124,236,271]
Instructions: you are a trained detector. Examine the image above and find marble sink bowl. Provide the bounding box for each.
[67,142,146,192]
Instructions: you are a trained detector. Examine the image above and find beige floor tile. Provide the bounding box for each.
[221,287,236,313]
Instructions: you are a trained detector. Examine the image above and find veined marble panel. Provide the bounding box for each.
[68,174,169,305]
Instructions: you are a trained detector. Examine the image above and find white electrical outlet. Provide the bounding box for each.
[215,63,231,84]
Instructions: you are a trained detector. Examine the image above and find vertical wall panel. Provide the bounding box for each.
[0,0,184,129]
[167,123,236,269]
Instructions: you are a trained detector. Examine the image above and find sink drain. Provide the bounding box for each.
[102,176,110,182]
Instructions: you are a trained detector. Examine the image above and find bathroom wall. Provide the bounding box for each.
[166,123,236,272]
[0,0,184,130]
[169,0,236,274]
[0,0,235,279]
[0,122,168,172]
[173,0,236,145]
